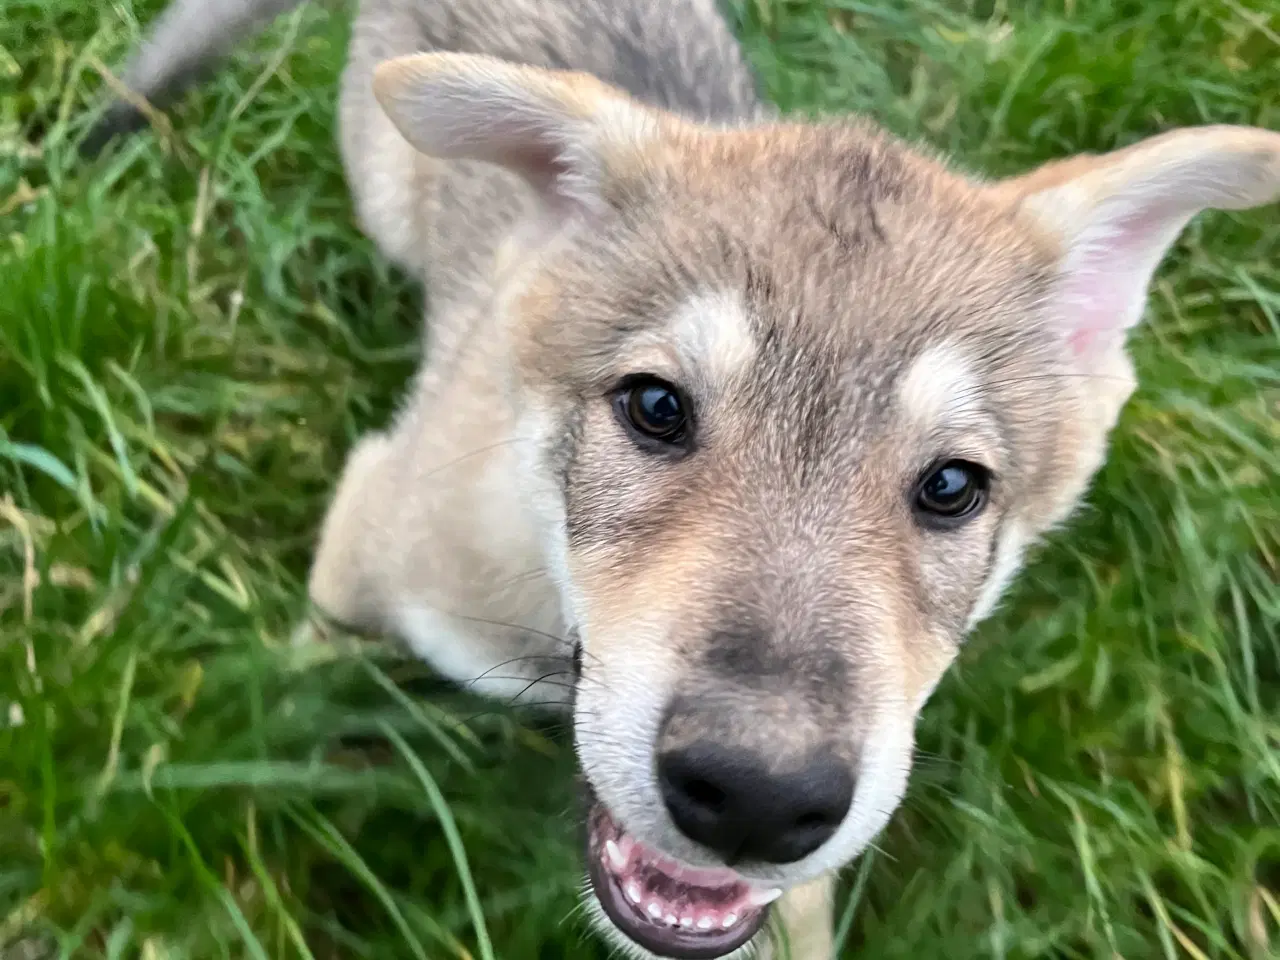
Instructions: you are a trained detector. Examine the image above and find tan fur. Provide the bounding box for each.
[104,0,1280,955]
[768,878,834,960]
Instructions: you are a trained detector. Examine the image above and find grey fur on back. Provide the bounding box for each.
[91,0,767,326]
[88,0,765,153]
[388,0,762,119]
[334,0,767,324]
[106,0,764,116]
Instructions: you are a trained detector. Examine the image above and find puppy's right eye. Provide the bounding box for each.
[614,376,690,448]
[913,459,990,527]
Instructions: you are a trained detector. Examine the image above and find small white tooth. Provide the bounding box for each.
[664,914,678,926]
[749,887,783,907]
[680,917,694,928]
[626,882,643,904]
[696,918,714,931]
[605,839,628,871]
[722,914,739,929]
[647,902,663,919]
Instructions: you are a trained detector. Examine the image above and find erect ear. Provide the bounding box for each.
[371,52,668,218]
[994,125,1280,358]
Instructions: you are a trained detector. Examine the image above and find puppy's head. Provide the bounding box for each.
[374,54,1280,959]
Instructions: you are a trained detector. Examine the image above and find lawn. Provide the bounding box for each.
[1,0,1278,957]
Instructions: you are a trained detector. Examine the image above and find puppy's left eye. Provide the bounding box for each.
[913,460,989,526]
[615,376,690,448]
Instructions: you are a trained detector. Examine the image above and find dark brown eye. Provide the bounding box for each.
[914,460,989,525]
[617,377,688,446]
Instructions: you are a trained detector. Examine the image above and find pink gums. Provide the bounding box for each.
[586,805,778,957]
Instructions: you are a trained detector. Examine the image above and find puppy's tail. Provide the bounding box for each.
[83,0,311,156]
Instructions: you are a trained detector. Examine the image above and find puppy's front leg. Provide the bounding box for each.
[761,875,834,960]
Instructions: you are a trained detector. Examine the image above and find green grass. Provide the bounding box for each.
[2,0,1279,957]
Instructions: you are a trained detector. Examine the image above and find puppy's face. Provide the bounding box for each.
[506,131,1104,957]
[374,54,1280,959]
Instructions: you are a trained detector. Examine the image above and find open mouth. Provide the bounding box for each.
[586,803,776,959]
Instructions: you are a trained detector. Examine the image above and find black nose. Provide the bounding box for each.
[657,742,853,864]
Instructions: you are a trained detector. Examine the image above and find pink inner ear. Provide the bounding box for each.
[502,139,566,194]
[398,77,601,216]
[1055,201,1186,357]
[483,122,603,220]
[464,113,566,189]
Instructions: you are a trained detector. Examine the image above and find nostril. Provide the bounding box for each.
[658,750,744,857]
[794,810,834,831]
[681,777,726,812]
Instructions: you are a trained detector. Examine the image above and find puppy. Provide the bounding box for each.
[93,1,1280,956]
